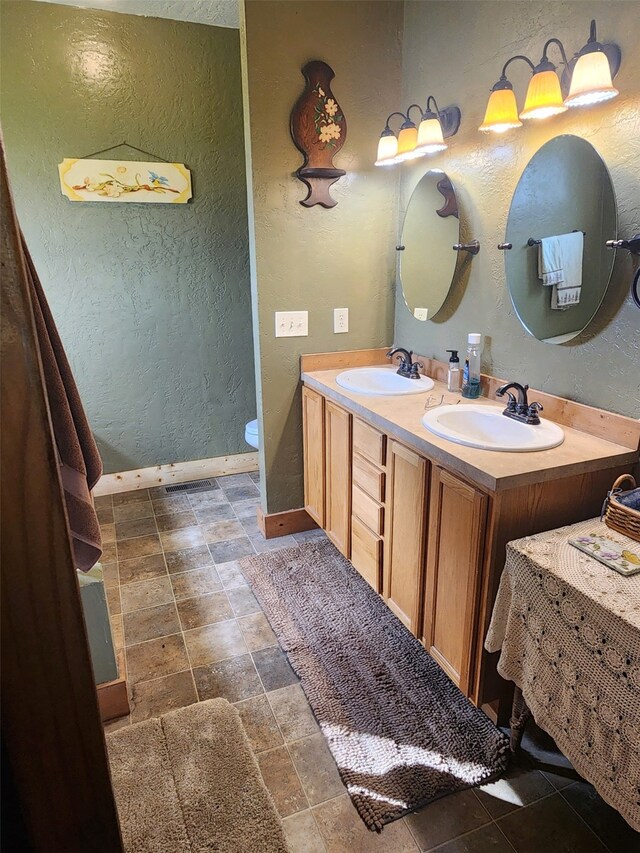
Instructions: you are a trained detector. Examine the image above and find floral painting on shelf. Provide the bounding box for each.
[290,60,347,208]
[58,159,192,204]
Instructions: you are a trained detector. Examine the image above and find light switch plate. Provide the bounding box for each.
[275,311,308,337]
[333,307,349,333]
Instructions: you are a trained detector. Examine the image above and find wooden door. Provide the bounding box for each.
[423,467,487,694]
[302,386,325,527]
[1,149,123,850]
[324,401,352,556]
[383,440,429,635]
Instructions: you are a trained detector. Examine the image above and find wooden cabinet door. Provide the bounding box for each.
[383,440,429,635]
[423,467,487,694]
[325,401,352,557]
[302,386,325,527]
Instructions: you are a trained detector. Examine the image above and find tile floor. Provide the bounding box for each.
[99,475,637,853]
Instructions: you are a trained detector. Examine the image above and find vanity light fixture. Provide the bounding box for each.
[375,100,460,166]
[479,55,533,132]
[479,20,621,133]
[564,20,620,107]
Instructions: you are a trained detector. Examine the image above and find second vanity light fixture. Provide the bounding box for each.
[375,98,461,166]
[480,19,621,133]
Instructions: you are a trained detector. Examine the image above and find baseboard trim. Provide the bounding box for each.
[94,452,259,496]
[257,506,318,539]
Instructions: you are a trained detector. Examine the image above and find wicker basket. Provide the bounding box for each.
[603,474,640,543]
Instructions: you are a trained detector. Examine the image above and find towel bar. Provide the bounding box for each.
[527,229,585,248]
[606,234,640,256]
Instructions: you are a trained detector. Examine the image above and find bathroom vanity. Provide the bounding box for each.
[301,349,640,720]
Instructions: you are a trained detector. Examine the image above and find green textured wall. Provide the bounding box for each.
[396,1,640,417]
[1,1,255,473]
[241,0,403,513]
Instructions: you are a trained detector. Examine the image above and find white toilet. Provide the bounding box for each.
[244,418,259,449]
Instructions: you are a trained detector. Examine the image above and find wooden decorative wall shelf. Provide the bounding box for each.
[290,60,347,209]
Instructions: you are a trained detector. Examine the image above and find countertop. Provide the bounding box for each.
[302,367,639,493]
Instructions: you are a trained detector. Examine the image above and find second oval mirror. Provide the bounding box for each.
[399,170,459,321]
[504,135,617,344]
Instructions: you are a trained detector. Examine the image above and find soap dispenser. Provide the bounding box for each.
[446,350,461,392]
[461,333,482,399]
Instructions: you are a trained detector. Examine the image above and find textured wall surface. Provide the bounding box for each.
[396,1,639,418]
[241,1,403,513]
[35,0,239,28]
[1,1,255,472]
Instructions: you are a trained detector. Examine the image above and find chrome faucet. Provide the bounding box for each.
[386,347,423,379]
[496,382,544,425]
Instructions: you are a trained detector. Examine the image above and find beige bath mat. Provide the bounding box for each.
[107,698,287,852]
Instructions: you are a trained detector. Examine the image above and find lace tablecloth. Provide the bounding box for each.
[485,518,640,830]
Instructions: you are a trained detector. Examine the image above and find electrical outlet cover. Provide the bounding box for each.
[333,307,349,333]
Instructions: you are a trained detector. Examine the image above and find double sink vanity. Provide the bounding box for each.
[301,348,640,720]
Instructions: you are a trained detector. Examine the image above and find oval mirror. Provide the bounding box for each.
[505,135,617,344]
[399,169,460,321]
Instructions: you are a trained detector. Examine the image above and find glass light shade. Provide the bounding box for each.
[414,116,447,154]
[374,132,398,166]
[395,124,418,161]
[520,69,568,120]
[565,50,619,107]
[479,87,522,133]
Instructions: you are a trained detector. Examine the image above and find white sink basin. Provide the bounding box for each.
[336,366,435,396]
[422,404,564,452]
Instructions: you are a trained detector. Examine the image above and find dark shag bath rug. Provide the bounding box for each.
[241,540,510,831]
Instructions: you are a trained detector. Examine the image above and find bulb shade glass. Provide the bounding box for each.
[520,69,568,120]
[374,132,398,166]
[565,50,618,107]
[395,124,419,161]
[414,117,447,154]
[479,87,522,133]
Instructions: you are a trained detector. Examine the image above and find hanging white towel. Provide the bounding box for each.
[538,232,584,310]
[538,236,564,286]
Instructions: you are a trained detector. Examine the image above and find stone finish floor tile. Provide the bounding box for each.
[432,822,515,853]
[208,536,255,564]
[169,565,222,600]
[159,525,205,552]
[252,646,299,691]
[405,789,491,851]
[155,509,198,532]
[313,795,419,852]
[282,810,327,853]
[151,495,191,516]
[256,745,308,817]
[192,654,263,703]
[560,781,640,852]
[201,519,246,543]
[226,585,261,616]
[475,767,554,818]
[176,591,233,630]
[288,733,345,806]
[116,533,162,561]
[117,553,167,585]
[123,602,181,646]
[215,560,248,589]
[237,612,277,651]
[129,670,197,724]
[235,694,283,753]
[496,792,608,853]
[267,684,319,742]
[194,503,236,523]
[126,633,189,684]
[120,576,174,613]
[183,620,248,667]
[113,489,150,506]
[164,545,213,574]
[112,501,154,523]
[115,516,157,541]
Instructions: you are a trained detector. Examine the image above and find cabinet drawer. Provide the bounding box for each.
[351,516,382,592]
[352,453,385,502]
[352,485,384,535]
[353,418,386,467]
